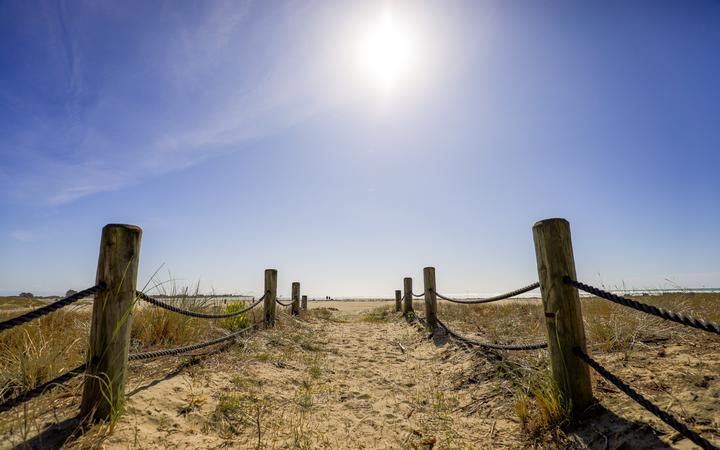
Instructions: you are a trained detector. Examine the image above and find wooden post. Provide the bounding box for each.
[402,277,413,315]
[264,269,277,327]
[80,224,142,421]
[423,267,437,330]
[533,218,593,415]
[394,290,402,312]
[291,282,300,316]
[301,295,308,310]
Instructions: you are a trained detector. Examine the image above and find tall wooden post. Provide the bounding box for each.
[423,267,437,330]
[264,269,277,327]
[394,290,402,312]
[533,218,593,415]
[301,295,308,310]
[403,277,413,315]
[291,282,300,316]
[81,224,142,421]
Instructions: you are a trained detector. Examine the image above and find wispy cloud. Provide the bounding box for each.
[9,229,46,242]
[0,0,347,206]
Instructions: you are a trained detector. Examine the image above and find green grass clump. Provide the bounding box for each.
[514,371,571,440]
[308,364,321,379]
[360,306,393,323]
[222,301,251,331]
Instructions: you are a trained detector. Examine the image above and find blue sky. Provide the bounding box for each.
[1,0,719,297]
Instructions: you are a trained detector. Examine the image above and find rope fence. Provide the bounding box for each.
[2,218,718,448]
[395,218,718,448]
[0,224,311,426]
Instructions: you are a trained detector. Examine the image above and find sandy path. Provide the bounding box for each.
[103,308,513,449]
[97,306,703,449]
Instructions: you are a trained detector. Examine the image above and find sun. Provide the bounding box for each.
[356,8,418,94]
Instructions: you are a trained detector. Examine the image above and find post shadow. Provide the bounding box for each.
[568,403,674,449]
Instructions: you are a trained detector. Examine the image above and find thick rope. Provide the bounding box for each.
[0,364,86,413]
[565,278,720,335]
[436,318,548,350]
[575,349,718,450]
[432,282,540,305]
[276,298,293,307]
[0,285,106,333]
[412,291,424,298]
[136,291,266,319]
[128,324,255,361]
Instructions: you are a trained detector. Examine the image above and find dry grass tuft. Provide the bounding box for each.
[0,308,88,401]
[515,372,571,439]
[360,306,394,323]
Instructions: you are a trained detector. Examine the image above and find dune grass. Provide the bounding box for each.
[0,307,88,402]
[0,282,259,419]
[430,292,720,443]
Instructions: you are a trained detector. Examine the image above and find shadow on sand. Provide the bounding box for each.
[11,356,206,449]
[11,415,83,450]
[569,403,673,449]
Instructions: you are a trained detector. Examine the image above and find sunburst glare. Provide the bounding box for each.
[355,8,419,95]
